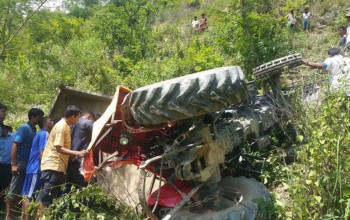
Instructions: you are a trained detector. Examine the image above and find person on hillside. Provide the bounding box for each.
[345,8,350,46]
[338,25,347,48]
[199,13,208,32]
[303,47,350,95]
[286,9,297,32]
[338,25,348,55]
[5,108,44,220]
[301,8,312,31]
[21,117,54,220]
[191,16,200,31]
[35,105,89,216]
[0,125,14,195]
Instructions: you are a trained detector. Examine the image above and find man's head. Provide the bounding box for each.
[201,13,205,18]
[82,111,96,122]
[339,25,347,37]
[38,117,54,133]
[290,10,294,14]
[28,108,44,125]
[64,105,81,125]
[328,47,341,57]
[304,8,309,12]
[1,125,11,137]
[0,103,7,124]
[194,16,197,20]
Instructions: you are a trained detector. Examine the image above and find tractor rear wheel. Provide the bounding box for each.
[127,66,249,125]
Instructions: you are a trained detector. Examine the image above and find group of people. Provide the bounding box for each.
[0,104,95,219]
[191,13,208,32]
[286,8,313,32]
[302,8,350,95]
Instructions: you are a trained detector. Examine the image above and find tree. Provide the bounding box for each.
[212,0,292,78]
[0,0,48,60]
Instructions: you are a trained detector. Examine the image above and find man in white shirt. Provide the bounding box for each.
[303,48,350,95]
[301,8,312,31]
[286,10,297,32]
[191,16,199,31]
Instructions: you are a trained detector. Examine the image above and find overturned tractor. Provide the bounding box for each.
[81,61,299,219]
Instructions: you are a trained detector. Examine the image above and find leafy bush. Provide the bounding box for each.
[43,184,139,220]
[267,91,350,219]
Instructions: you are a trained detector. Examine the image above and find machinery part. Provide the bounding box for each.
[127,66,249,125]
[138,169,158,220]
[253,53,302,79]
[169,176,270,220]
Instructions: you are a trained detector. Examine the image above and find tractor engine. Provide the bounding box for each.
[160,99,276,185]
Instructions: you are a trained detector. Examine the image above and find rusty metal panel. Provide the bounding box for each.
[49,84,113,120]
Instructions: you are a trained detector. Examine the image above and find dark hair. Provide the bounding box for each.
[1,124,11,130]
[28,108,44,120]
[38,116,50,129]
[0,103,7,111]
[64,105,81,118]
[53,117,61,124]
[328,47,341,57]
[339,25,347,31]
[82,111,96,121]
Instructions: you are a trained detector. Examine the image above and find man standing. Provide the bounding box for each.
[65,112,95,192]
[338,25,348,55]
[345,8,350,46]
[0,103,8,132]
[0,125,14,194]
[35,105,89,215]
[338,25,347,48]
[6,108,44,220]
[21,117,54,220]
[301,8,312,31]
[303,47,350,94]
[286,10,297,32]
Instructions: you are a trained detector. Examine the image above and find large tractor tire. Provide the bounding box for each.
[128,66,249,125]
[170,176,271,220]
[253,53,302,79]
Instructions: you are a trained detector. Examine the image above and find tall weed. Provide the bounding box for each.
[278,92,350,219]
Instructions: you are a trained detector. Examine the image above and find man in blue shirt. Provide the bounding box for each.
[0,125,14,194]
[21,117,53,220]
[5,108,44,220]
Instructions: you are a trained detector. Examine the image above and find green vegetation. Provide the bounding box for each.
[2,0,350,219]
[42,184,138,219]
[0,0,297,126]
[266,91,350,219]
